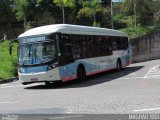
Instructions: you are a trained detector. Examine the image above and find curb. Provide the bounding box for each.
[0,76,18,84]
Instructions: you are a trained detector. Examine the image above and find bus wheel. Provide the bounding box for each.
[117,59,122,71]
[77,66,86,82]
[45,81,52,86]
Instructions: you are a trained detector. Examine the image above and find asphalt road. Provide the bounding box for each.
[1,59,160,119]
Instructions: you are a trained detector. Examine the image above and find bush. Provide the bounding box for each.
[120,25,152,39]
[0,41,17,79]
[113,14,127,29]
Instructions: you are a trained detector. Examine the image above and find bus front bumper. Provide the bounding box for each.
[18,68,61,85]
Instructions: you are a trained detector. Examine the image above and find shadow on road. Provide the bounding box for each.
[24,66,144,90]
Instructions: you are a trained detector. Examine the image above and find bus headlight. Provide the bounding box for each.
[18,68,24,73]
[47,62,58,70]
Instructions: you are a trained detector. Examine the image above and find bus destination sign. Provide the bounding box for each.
[19,36,46,44]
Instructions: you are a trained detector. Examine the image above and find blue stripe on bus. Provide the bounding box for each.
[58,60,117,81]
[20,65,48,73]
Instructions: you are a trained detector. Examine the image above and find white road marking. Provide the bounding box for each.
[0,101,21,105]
[133,108,160,112]
[147,75,160,77]
[149,72,160,74]
[143,65,160,79]
[0,85,23,89]
[118,65,160,80]
[118,77,144,80]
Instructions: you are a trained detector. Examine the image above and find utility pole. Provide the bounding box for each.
[111,0,114,29]
[24,4,27,31]
[134,0,137,29]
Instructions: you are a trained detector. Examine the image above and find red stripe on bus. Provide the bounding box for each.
[61,75,77,82]
[61,60,132,82]
[86,68,116,76]
[122,59,132,67]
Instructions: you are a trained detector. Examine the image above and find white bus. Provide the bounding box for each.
[17,24,132,85]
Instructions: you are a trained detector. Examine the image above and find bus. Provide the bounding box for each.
[17,24,132,85]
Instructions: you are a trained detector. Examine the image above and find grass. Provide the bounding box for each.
[0,40,17,79]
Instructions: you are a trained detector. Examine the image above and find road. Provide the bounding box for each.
[0,59,160,117]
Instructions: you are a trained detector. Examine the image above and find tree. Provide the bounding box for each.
[0,0,15,25]
[0,0,17,38]
[77,0,108,27]
[121,0,134,16]
[121,0,154,26]
[136,0,154,26]
[53,0,74,24]
[13,0,30,30]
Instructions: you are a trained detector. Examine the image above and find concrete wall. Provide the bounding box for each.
[130,29,160,63]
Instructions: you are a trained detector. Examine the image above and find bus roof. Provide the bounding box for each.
[19,24,128,38]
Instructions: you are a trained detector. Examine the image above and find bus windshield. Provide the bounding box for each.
[19,41,57,65]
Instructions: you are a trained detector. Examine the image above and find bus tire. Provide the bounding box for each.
[22,82,27,85]
[116,59,122,71]
[45,81,52,86]
[77,65,86,82]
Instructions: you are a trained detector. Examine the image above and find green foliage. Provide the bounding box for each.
[117,0,159,38]
[124,16,134,27]
[53,0,75,23]
[15,11,24,21]
[77,0,109,26]
[0,0,16,24]
[113,14,127,29]
[53,0,74,8]
[121,0,154,26]
[92,21,100,27]
[120,25,152,39]
[1,0,160,38]
[121,0,134,15]
[0,41,17,79]
[137,0,154,26]
[77,7,94,19]
[13,0,27,20]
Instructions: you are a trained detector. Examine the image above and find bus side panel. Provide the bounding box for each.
[57,39,131,81]
[46,67,61,81]
[112,49,130,68]
[58,64,77,81]
[58,59,93,82]
[128,41,132,64]
[85,56,117,76]
[57,52,131,82]
[58,48,131,82]
[120,44,132,68]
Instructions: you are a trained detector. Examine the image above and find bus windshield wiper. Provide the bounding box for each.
[22,47,31,65]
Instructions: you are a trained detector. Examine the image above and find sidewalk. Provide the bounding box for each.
[0,77,18,84]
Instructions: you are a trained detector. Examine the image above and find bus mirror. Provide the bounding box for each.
[9,46,12,55]
[9,39,18,56]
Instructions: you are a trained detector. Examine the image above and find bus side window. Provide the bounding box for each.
[62,34,71,55]
[117,38,121,50]
[87,36,94,58]
[104,36,112,56]
[61,35,75,63]
[112,37,117,51]
[117,37,128,50]
[70,35,81,59]
[80,35,87,58]
[123,37,129,49]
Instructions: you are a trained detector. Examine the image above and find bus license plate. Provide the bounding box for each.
[31,78,38,82]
